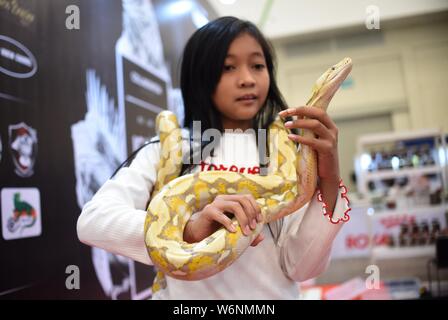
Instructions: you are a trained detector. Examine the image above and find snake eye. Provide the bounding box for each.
[331,67,335,70]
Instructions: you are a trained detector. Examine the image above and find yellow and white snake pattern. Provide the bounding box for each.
[144,57,352,282]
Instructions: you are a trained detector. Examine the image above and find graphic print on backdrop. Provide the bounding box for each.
[71,70,132,299]
[8,122,38,177]
[71,70,124,207]
[1,187,42,240]
[0,34,38,79]
[71,0,184,300]
[116,0,183,155]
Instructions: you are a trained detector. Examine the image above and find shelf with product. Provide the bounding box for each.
[355,128,447,211]
[354,128,448,260]
[368,205,446,261]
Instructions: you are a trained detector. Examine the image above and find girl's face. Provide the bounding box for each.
[212,33,270,130]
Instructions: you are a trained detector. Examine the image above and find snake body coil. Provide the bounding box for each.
[144,58,352,281]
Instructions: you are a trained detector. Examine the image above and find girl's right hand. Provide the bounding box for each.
[183,194,264,246]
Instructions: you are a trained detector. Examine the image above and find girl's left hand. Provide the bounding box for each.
[279,106,340,183]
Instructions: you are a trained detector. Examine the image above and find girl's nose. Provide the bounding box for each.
[237,68,255,88]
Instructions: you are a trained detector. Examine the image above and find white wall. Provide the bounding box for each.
[273,15,448,132]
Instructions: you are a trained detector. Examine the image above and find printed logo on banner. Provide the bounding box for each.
[0,35,38,79]
[1,188,42,240]
[9,122,37,177]
[0,0,35,27]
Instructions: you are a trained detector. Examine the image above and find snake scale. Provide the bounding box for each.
[144,57,353,281]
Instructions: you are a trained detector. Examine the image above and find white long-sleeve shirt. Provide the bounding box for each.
[77,129,350,299]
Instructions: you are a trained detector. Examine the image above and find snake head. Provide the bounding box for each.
[308,57,353,108]
[322,57,352,84]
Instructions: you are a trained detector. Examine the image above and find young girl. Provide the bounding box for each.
[77,16,350,300]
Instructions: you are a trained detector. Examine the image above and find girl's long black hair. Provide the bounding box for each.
[179,16,289,176]
[179,17,289,243]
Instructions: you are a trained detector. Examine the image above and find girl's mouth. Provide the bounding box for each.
[236,94,257,101]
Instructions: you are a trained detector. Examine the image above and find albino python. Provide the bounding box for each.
[144,57,353,281]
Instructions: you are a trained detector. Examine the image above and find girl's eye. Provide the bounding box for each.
[254,64,266,70]
[223,65,235,71]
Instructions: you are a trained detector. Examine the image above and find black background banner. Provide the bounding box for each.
[0,0,215,299]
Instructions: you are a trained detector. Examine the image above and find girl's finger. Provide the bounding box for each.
[236,196,258,229]
[220,195,258,229]
[284,118,332,140]
[287,134,333,153]
[221,201,251,236]
[243,194,262,223]
[280,106,336,130]
[209,209,237,233]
